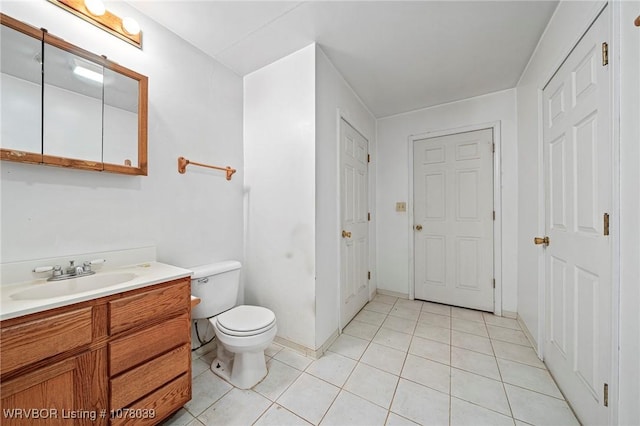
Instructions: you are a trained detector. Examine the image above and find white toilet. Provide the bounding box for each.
[190,261,277,389]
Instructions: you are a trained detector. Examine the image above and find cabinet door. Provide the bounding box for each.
[108,278,189,335]
[0,350,107,426]
[0,306,93,375]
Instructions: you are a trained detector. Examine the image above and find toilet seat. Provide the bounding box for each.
[215,305,276,337]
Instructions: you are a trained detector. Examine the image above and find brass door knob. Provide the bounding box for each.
[534,236,550,246]
[415,224,423,231]
[342,230,352,238]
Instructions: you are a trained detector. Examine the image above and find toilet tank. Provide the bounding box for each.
[190,260,241,320]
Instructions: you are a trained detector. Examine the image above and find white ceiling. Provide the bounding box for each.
[128,1,558,118]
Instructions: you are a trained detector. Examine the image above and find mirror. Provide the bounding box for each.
[102,66,146,173]
[44,41,104,166]
[0,17,42,164]
[0,13,148,175]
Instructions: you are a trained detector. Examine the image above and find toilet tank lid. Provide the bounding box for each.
[190,261,241,279]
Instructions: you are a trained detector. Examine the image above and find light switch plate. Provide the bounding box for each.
[396,202,407,212]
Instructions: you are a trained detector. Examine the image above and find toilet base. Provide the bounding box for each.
[210,345,268,389]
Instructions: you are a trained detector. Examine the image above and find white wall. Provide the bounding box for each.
[315,47,376,348]
[243,45,317,349]
[618,1,640,423]
[0,1,244,270]
[515,0,605,348]
[376,89,518,313]
[244,44,376,351]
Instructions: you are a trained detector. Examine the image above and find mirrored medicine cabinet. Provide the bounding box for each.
[0,13,148,175]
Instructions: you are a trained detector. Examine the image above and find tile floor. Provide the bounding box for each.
[164,295,579,426]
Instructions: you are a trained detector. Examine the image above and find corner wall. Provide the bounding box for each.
[0,1,244,270]
[375,89,518,313]
[243,45,317,349]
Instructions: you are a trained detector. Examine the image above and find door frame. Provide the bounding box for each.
[536,2,620,422]
[337,111,372,331]
[408,121,503,315]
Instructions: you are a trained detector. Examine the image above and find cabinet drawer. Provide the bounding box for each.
[108,279,189,335]
[110,343,189,409]
[0,307,92,375]
[109,313,190,376]
[110,372,191,426]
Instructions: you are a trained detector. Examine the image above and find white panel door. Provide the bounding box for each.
[340,118,369,328]
[413,128,494,311]
[542,7,611,425]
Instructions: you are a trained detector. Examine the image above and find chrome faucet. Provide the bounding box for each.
[34,259,105,281]
[66,260,81,275]
[52,260,96,281]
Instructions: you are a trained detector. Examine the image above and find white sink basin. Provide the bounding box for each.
[11,272,137,300]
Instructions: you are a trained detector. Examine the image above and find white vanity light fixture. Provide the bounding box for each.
[47,0,142,48]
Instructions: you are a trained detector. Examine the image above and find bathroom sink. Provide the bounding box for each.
[10,272,137,300]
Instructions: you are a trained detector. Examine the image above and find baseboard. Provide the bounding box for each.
[273,330,340,360]
[376,289,409,299]
[315,329,340,358]
[517,314,540,354]
[502,310,517,319]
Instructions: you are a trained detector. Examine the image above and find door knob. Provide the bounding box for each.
[415,224,423,231]
[342,230,352,238]
[534,236,550,246]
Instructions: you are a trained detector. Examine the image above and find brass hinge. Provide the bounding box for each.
[367,154,371,163]
[368,212,371,221]
[493,211,496,221]
[602,42,609,66]
[368,271,371,280]
[604,213,610,236]
[604,383,609,407]
[493,279,496,289]
[492,143,495,153]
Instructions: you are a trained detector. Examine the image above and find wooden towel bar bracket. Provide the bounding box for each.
[177,156,236,180]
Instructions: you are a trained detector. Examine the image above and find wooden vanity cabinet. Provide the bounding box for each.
[0,277,191,425]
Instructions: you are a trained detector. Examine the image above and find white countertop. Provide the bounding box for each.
[0,261,192,321]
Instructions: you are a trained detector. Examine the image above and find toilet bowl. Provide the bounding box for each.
[210,305,277,389]
[190,262,277,389]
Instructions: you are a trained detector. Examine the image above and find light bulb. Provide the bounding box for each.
[121,17,140,36]
[84,0,105,16]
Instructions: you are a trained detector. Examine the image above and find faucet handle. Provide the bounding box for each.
[53,265,63,277]
[33,265,63,277]
[82,259,106,273]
